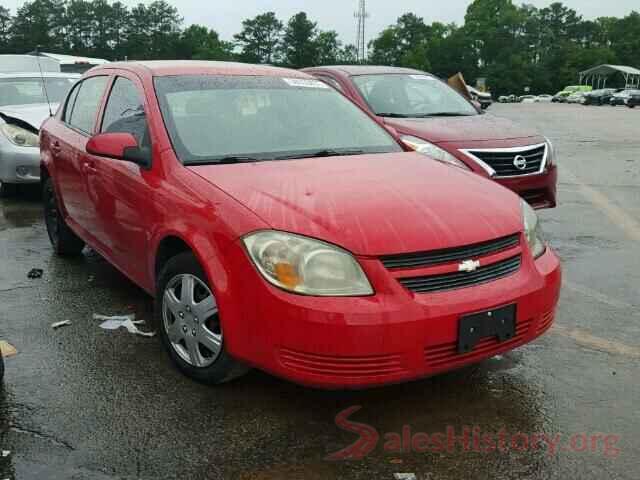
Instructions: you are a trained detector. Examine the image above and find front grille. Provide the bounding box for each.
[463,144,546,177]
[536,310,555,334]
[424,318,532,369]
[381,234,519,270]
[398,255,521,294]
[279,348,406,377]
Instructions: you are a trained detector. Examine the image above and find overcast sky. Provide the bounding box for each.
[2,0,638,44]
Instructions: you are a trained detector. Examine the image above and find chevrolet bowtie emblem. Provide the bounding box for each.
[458,259,481,272]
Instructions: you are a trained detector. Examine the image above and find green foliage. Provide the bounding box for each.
[0,0,637,92]
[280,12,318,68]
[369,1,640,95]
[234,12,283,64]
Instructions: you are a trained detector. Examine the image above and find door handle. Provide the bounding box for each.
[82,162,98,174]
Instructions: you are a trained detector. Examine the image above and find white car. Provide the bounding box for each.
[535,94,553,103]
[0,72,79,196]
[566,92,586,104]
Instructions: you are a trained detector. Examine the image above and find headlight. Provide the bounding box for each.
[243,230,374,296]
[545,138,555,167]
[521,200,546,259]
[400,135,470,170]
[0,123,39,147]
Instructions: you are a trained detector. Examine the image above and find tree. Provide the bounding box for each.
[234,12,282,64]
[65,0,96,54]
[125,1,182,60]
[10,0,66,52]
[0,6,12,53]
[178,24,234,60]
[315,30,341,65]
[280,12,318,68]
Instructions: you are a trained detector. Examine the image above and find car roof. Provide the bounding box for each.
[0,72,81,79]
[304,65,427,76]
[95,60,311,78]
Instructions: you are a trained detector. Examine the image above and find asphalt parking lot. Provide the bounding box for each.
[1,103,639,480]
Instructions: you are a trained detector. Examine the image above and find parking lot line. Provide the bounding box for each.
[553,324,640,359]
[561,167,640,242]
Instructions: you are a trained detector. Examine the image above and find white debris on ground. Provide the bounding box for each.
[1,450,9,457]
[51,320,72,329]
[0,341,17,358]
[93,314,156,338]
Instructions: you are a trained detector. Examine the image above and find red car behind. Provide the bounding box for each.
[303,66,558,209]
[40,61,561,389]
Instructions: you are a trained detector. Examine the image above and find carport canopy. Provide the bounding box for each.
[579,64,640,89]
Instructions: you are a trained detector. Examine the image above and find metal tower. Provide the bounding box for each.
[354,0,369,63]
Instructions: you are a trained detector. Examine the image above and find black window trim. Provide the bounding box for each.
[62,75,110,137]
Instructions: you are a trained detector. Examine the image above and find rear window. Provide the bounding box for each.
[0,77,77,107]
[154,75,401,165]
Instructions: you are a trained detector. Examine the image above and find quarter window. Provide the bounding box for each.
[101,77,149,147]
[67,76,109,134]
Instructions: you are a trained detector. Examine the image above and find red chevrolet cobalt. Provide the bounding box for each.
[40,61,561,388]
[303,66,558,209]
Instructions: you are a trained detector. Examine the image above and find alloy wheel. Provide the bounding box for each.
[162,274,222,368]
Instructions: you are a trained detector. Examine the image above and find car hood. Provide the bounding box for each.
[189,152,523,256]
[382,114,538,143]
[0,103,58,130]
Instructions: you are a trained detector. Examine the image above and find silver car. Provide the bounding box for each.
[0,72,79,196]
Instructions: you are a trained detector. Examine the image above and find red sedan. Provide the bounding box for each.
[40,61,561,389]
[303,66,558,209]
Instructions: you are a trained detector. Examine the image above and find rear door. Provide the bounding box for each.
[54,75,109,240]
[89,73,154,285]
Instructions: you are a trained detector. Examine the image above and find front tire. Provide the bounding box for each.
[155,252,248,385]
[43,178,85,256]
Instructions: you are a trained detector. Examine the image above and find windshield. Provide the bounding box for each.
[0,77,77,107]
[154,75,401,165]
[352,74,478,118]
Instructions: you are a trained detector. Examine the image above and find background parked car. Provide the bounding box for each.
[535,94,553,103]
[467,86,492,110]
[566,92,586,104]
[0,72,79,196]
[519,95,536,103]
[304,65,557,209]
[626,91,640,108]
[610,89,640,106]
[582,89,619,106]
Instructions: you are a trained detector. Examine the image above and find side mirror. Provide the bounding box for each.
[86,132,151,169]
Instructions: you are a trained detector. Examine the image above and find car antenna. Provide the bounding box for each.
[35,46,53,117]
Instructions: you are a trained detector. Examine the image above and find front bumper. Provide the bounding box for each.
[497,165,557,209]
[220,242,561,389]
[0,138,41,184]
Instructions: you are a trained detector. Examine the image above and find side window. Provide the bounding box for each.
[68,76,109,134]
[316,75,344,93]
[101,77,149,147]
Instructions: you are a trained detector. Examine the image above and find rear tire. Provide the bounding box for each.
[155,252,248,385]
[43,178,85,256]
[0,181,17,198]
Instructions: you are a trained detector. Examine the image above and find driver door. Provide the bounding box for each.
[88,74,155,286]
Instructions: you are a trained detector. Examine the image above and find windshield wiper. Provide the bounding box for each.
[411,112,474,118]
[274,149,366,160]
[376,113,413,118]
[187,156,264,165]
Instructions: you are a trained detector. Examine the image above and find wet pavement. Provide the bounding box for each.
[1,103,639,479]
